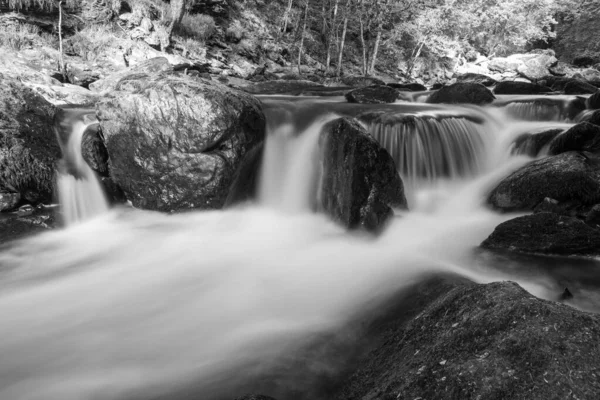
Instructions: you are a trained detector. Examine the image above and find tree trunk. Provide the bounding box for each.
[57,0,66,81]
[325,0,340,71]
[297,0,309,76]
[358,0,368,76]
[280,0,294,39]
[167,0,186,38]
[336,0,352,77]
[368,25,382,75]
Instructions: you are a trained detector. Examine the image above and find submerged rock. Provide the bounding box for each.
[488,152,600,211]
[0,77,60,204]
[319,118,407,232]
[493,81,553,95]
[333,280,600,400]
[345,85,399,104]
[482,212,600,256]
[96,74,266,211]
[511,128,563,157]
[548,122,600,155]
[427,82,495,105]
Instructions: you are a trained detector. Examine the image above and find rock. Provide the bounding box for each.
[488,151,600,211]
[482,212,600,256]
[67,67,99,89]
[96,74,266,211]
[588,92,600,109]
[585,204,600,226]
[0,192,20,211]
[0,207,56,244]
[561,287,574,300]
[233,396,278,400]
[493,81,553,95]
[89,57,173,93]
[487,57,523,73]
[564,80,598,94]
[511,128,563,157]
[341,76,385,88]
[224,143,264,206]
[243,80,323,95]
[582,68,600,82]
[548,122,600,155]
[333,280,600,400]
[0,76,60,204]
[455,73,497,87]
[587,110,600,126]
[532,197,585,218]
[516,54,558,80]
[573,55,599,68]
[345,85,399,104]
[387,82,427,91]
[427,82,495,105]
[319,118,407,232]
[81,123,109,177]
[548,62,569,76]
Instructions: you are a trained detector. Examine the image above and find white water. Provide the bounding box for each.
[56,120,109,225]
[0,100,590,400]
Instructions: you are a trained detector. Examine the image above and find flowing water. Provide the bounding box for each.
[0,94,598,400]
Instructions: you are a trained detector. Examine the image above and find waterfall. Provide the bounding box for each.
[502,101,563,121]
[56,112,109,225]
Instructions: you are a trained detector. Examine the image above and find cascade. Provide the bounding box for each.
[55,109,109,225]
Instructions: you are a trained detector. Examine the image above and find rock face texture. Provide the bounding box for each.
[548,122,600,155]
[482,212,600,256]
[488,152,600,211]
[96,73,266,211]
[0,76,60,204]
[319,118,407,232]
[345,85,399,104]
[554,1,600,63]
[427,83,495,105]
[333,280,600,400]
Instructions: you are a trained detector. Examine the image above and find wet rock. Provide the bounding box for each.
[0,76,60,204]
[493,81,553,95]
[341,76,385,88]
[587,110,600,126]
[333,280,600,400]
[511,128,563,157]
[533,197,587,218]
[0,192,20,211]
[587,92,600,110]
[517,53,557,80]
[234,396,278,400]
[427,82,495,105]
[0,207,56,244]
[488,152,600,211]
[224,143,264,206]
[319,118,407,233]
[548,122,600,155]
[89,57,173,93]
[243,80,323,95]
[573,55,598,68]
[345,85,399,104]
[548,62,569,76]
[81,123,109,177]
[96,74,266,211]
[564,80,598,94]
[387,82,427,91]
[482,212,600,256]
[456,73,497,87]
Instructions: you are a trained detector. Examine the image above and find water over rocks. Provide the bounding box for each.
[319,117,407,232]
[96,73,266,211]
[511,128,563,157]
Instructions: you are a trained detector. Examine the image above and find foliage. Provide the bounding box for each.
[0,23,40,50]
[174,13,217,42]
[65,23,125,61]
[7,0,79,11]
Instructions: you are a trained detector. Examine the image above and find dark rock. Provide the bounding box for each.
[0,192,20,211]
[0,76,60,204]
[89,57,173,93]
[81,123,109,177]
[387,82,427,91]
[345,85,399,104]
[566,96,588,119]
[587,110,600,126]
[341,76,385,88]
[456,73,497,87]
[333,280,600,400]
[67,67,99,89]
[587,92,600,109]
[511,128,563,157]
[533,197,586,218]
[233,396,278,400]
[488,152,600,211]
[494,81,553,95]
[243,80,323,95]
[0,207,56,244]
[430,83,445,90]
[548,62,568,76]
[564,80,598,94]
[573,55,598,68]
[561,287,574,300]
[225,143,264,206]
[481,212,600,256]
[96,74,266,211]
[319,118,407,232]
[548,122,600,155]
[99,177,127,204]
[427,82,495,105]
[585,204,600,227]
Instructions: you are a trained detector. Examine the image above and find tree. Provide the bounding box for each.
[297,0,310,75]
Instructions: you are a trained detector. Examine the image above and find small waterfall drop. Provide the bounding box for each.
[502,101,562,121]
[56,113,109,225]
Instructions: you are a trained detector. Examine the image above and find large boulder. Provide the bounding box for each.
[333,280,600,400]
[319,118,407,232]
[516,53,558,80]
[488,151,600,211]
[455,73,497,87]
[345,85,399,104]
[96,74,266,211]
[427,82,495,105]
[588,92,600,109]
[582,68,600,82]
[493,81,553,95]
[487,57,523,73]
[89,57,174,93]
[482,212,600,256]
[0,76,60,205]
[564,80,598,94]
[387,82,427,91]
[81,123,109,177]
[548,122,600,155]
[511,128,563,157]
